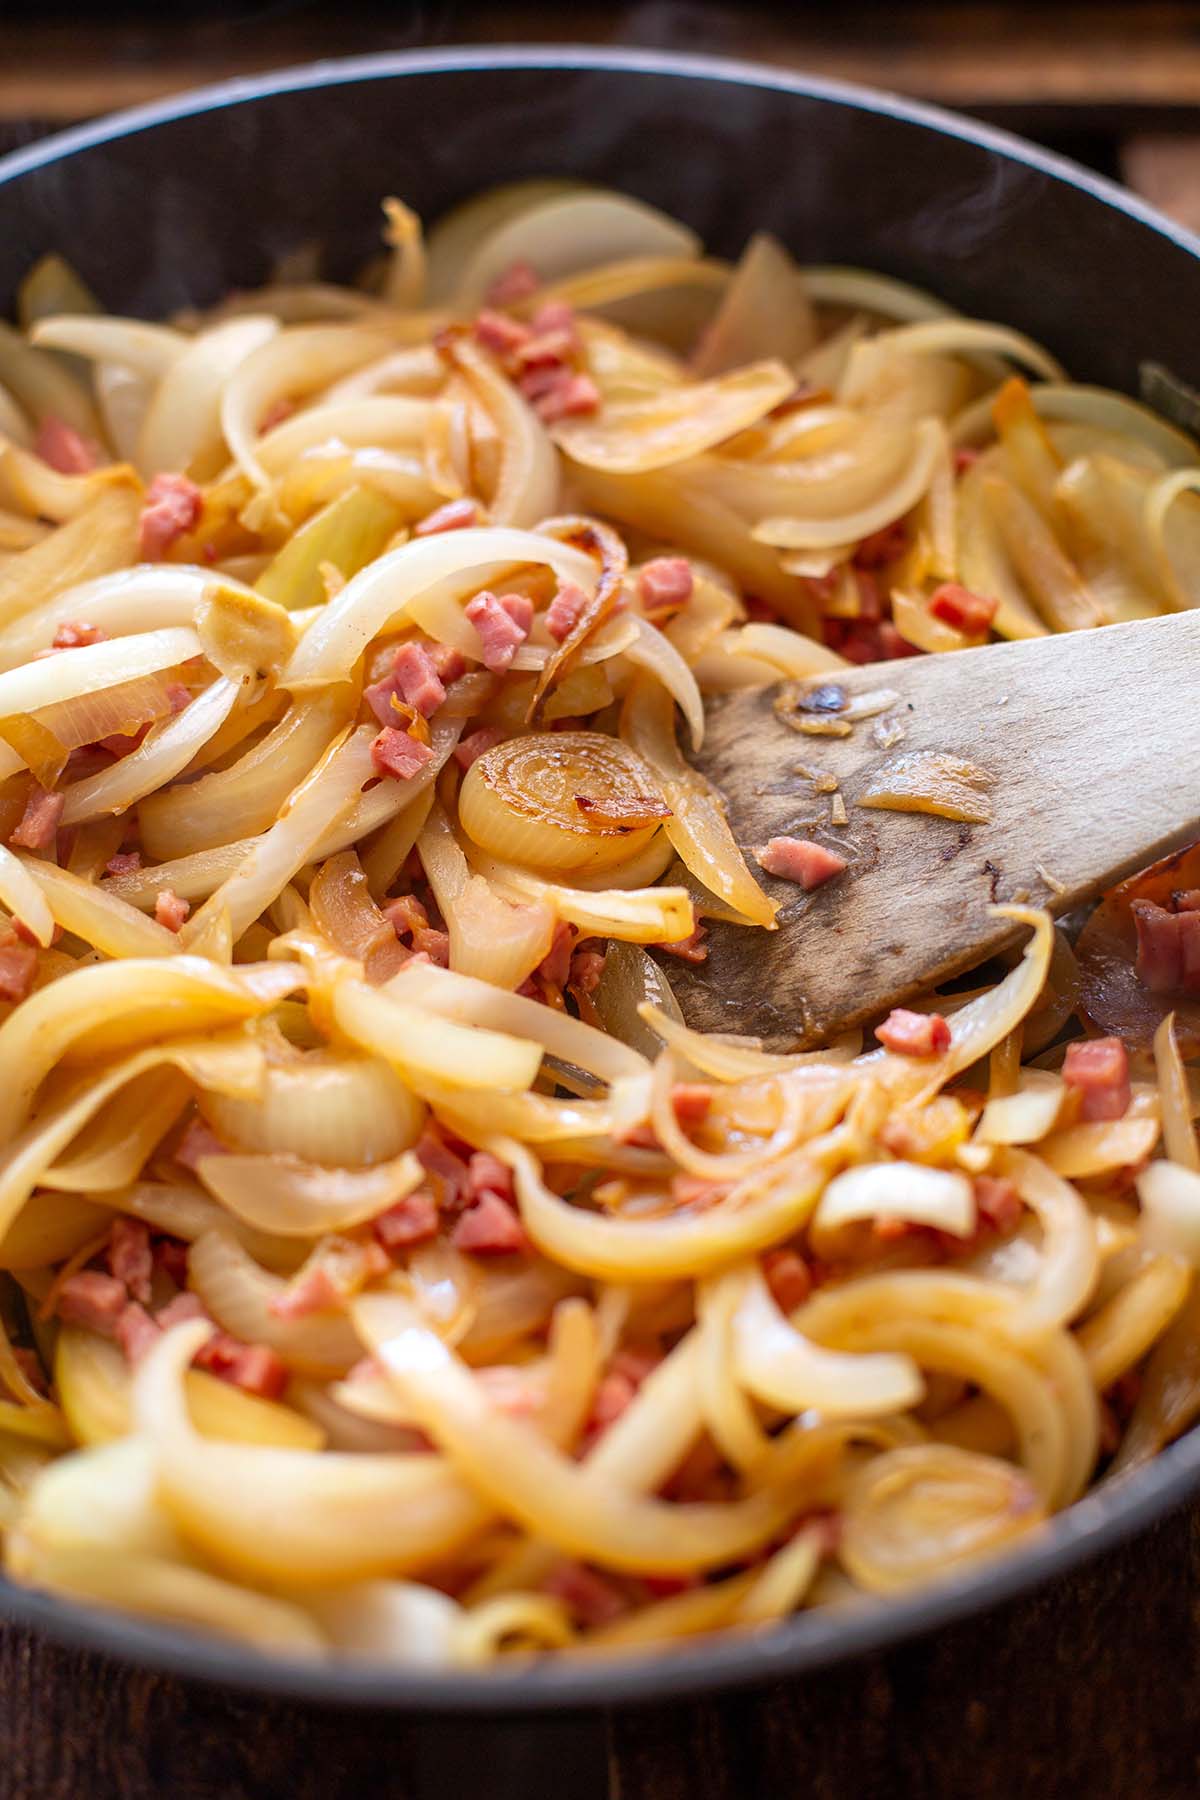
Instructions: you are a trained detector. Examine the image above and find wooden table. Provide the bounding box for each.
[4,8,1200,1796]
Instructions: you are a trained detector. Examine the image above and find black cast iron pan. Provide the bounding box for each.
[1,45,1198,1718]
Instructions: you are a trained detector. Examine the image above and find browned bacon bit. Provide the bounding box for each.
[138,472,203,560]
[174,1116,228,1172]
[637,557,693,616]
[453,724,506,770]
[55,1270,127,1335]
[193,1331,288,1401]
[974,1175,1023,1234]
[485,260,540,307]
[798,683,847,715]
[414,497,479,536]
[107,1217,153,1304]
[115,1301,161,1364]
[930,582,998,634]
[545,580,590,643]
[756,836,847,890]
[51,621,106,650]
[525,368,600,424]
[34,415,98,475]
[10,784,63,852]
[762,1247,815,1314]
[370,726,435,781]
[383,892,429,940]
[656,921,708,964]
[464,590,533,672]
[411,924,449,965]
[153,1237,190,1288]
[574,792,672,828]
[1132,898,1200,995]
[452,1189,528,1255]
[876,1008,952,1057]
[468,1150,516,1204]
[1063,1036,1131,1122]
[474,307,532,355]
[154,888,190,932]
[156,1292,208,1330]
[954,446,982,476]
[542,1560,628,1627]
[671,1083,713,1127]
[584,1345,663,1444]
[823,617,917,664]
[415,1127,471,1209]
[105,850,142,877]
[0,934,37,1003]
[375,1187,440,1250]
[745,594,781,624]
[538,920,575,989]
[853,521,909,568]
[569,946,606,993]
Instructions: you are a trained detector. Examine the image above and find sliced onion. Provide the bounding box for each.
[187,1230,363,1376]
[692,233,817,376]
[438,332,558,528]
[729,1263,921,1418]
[623,614,705,750]
[0,565,253,675]
[0,626,200,727]
[752,418,943,550]
[554,360,793,474]
[812,1162,975,1252]
[424,179,582,300]
[29,315,184,381]
[0,845,53,946]
[197,1148,422,1237]
[61,677,240,826]
[333,975,543,1094]
[976,1071,1065,1145]
[15,858,178,959]
[864,319,1063,381]
[43,1066,189,1193]
[201,1048,423,1167]
[1137,1161,1200,1268]
[452,191,700,307]
[726,622,847,679]
[417,801,555,989]
[139,316,279,480]
[469,845,693,946]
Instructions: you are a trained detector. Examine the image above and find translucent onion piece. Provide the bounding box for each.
[14,857,178,958]
[418,803,555,989]
[187,1231,363,1376]
[0,626,200,726]
[0,845,53,945]
[139,686,353,861]
[726,622,848,679]
[838,1444,1044,1595]
[255,484,403,613]
[692,233,817,377]
[459,730,667,876]
[197,1148,422,1237]
[1154,1013,1200,1171]
[452,190,701,307]
[976,1071,1065,1145]
[356,1297,794,1575]
[0,1193,114,1272]
[115,1181,303,1274]
[0,443,138,527]
[1137,1162,1200,1268]
[859,749,994,825]
[469,846,693,946]
[437,333,559,528]
[424,179,582,301]
[0,564,253,675]
[1077,1253,1191,1392]
[865,318,1064,382]
[201,1049,423,1167]
[305,1580,464,1666]
[623,675,778,928]
[1110,1278,1200,1475]
[554,360,794,474]
[333,976,544,1094]
[812,1162,975,1251]
[60,676,240,826]
[729,1263,922,1418]
[623,614,705,750]
[284,527,593,688]
[29,315,185,381]
[695,1272,771,1471]
[254,396,433,476]
[139,316,279,480]
[752,418,944,550]
[133,1322,489,1583]
[0,320,105,437]
[42,1066,189,1193]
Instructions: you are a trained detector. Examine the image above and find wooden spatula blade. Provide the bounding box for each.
[668,609,1200,1047]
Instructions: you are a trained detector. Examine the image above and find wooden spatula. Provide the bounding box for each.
[666,608,1200,1047]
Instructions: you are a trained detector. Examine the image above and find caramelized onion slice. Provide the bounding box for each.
[859,750,995,824]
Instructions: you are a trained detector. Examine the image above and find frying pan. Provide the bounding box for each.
[1,44,1199,1718]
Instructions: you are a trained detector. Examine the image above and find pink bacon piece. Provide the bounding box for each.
[0,935,37,1002]
[371,727,435,781]
[155,888,190,932]
[876,1008,952,1058]
[755,836,847,890]
[637,557,693,616]
[1063,1036,1131,1122]
[454,725,506,770]
[107,1217,154,1305]
[34,415,97,475]
[414,498,479,537]
[451,1189,527,1255]
[138,472,203,560]
[464,590,534,672]
[10,785,64,852]
[545,581,589,643]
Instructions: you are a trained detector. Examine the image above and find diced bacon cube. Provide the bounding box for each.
[465,590,532,672]
[415,1129,471,1209]
[1132,899,1200,996]
[974,1175,1023,1234]
[137,472,203,560]
[542,1560,627,1627]
[468,1150,515,1204]
[107,1217,153,1304]
[584,1345,661,1442]
[154,888,190,932]
[375,1186,440,1250]
[0,936,37,1003]
[853,521,909,568]
[569,947,606,993]
[755,836,847,890]
[538,920,575,988]
[929,582,998,634]
[545,580,589,643]
[269,1264,341,1321]
[485,260,540,307]
[174,1116,228,1172]
[474,308,533,356]
[55,1270,127,1335]
[51,621,105,650]
[670,1083,712,1127]
[656,922,708,964]
[454,725,506,770]
[954,446,982,475]
[451,1189,528,1255]
[156,1291,209,1329]
[371,726,435,781]
[876,1008,952,1057]
[153,1237,191,1288]
[637,557,693,615]
[383,892,429,939]
[514,327,579,371]
[367,641,447,723]
[115,1301,162,1363]
[428,643,467,684]
[411,924,449,965]
[10,784,63,852]
[762,1247,814,1314]
[526,370,600,424]
[414,497,479,537]
[193,1330,288,1401]
[1063,1036,1131,1122]
[529,300,577,339]
[105,851,142,877]
[34,415,97,475]
[854,569,883,621]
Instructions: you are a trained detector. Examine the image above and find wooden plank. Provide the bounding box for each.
[4,7,1200,123]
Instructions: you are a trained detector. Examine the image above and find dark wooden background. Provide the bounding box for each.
[4,6,1200,1795]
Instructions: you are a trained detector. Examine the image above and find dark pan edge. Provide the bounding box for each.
[0,42,1198,1712]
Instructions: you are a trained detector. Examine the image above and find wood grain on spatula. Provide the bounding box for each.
[665,608,1200,1048]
